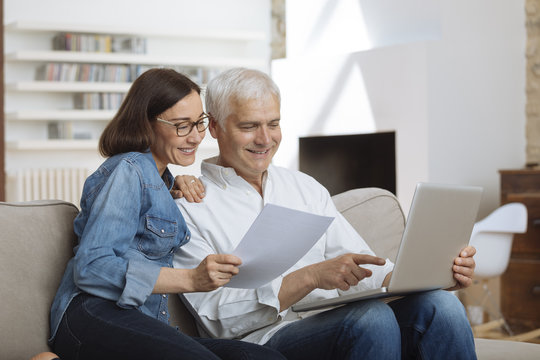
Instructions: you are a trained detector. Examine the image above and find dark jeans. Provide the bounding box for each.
[53,293,285,360]
[265,290,477,360]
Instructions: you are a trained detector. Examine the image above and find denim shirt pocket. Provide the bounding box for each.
[139,215,178,259]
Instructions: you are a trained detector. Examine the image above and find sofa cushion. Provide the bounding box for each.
[0,200,78,360]
[168,287,199,335]
[475,338,540,359]
[332,188,405,262]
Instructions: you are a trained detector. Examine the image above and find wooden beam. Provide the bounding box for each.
[506,328,540,342]
[472,319,505,334]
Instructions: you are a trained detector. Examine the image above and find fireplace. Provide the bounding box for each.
[299,132,396,196]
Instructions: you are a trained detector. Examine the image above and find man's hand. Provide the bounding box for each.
[278,253,386,311]
[30,352,60,360]
[448,246,476,291]
[172,175,205,202]
[307,253,386,291]
[188,254,242,292]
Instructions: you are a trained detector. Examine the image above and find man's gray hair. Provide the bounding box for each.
[205,68,281,129]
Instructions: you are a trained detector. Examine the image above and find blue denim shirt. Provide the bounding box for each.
[49,151,190,343]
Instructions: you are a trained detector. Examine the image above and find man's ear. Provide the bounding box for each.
[208,114,219,139]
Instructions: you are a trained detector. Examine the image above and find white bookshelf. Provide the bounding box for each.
[4,21,268,152]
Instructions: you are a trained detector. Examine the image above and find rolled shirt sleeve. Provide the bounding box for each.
[118,258,162,308]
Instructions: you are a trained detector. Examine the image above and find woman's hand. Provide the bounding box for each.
[154,254,241,294]
[188,254,242,292]
[171,175,205,202]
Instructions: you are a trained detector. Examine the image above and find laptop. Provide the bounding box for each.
[292,182,483,312]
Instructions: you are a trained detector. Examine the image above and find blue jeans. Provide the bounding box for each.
[265,290,476,360]
[53,293,285,360]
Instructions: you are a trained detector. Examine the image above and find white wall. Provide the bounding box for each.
[272,43,430,204]
[4,0,271,181]
[4,0,270,35]
[272,0,526,217]
[426,0,526,217]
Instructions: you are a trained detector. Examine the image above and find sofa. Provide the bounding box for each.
[1,188,539,359]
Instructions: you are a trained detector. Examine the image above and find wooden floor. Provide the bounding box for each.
[473,320,540,344]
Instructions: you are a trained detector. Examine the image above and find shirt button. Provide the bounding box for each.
[162,294,167,298]
[161,229,165,233]
[162,311,166,315]
[222,185,227,190]
[186,234,190,240]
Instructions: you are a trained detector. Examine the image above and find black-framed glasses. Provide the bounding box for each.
[156,114,210,137]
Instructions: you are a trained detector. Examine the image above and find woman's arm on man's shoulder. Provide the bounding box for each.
[172,175,205,202]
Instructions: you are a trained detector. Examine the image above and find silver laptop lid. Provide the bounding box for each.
[388,183,482,292]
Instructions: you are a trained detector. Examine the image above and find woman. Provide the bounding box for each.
[49,68,285,360]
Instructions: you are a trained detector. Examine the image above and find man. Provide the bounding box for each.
[174,68,477,359]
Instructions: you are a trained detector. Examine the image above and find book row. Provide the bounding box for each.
[35,63,223,85]
[36,63,157,82]
[73,93,126,110]
[47,122,94,140]
[53,33,147,54]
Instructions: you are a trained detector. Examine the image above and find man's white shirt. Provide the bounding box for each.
[173,157,394,344]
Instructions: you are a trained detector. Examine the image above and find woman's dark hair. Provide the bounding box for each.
[99,68,200,157]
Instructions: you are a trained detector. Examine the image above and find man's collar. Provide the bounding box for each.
[201,156,271,189]
[201,156,228,186]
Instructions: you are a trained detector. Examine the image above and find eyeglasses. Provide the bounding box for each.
[156,114,210,137]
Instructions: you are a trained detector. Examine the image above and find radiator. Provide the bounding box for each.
[6,168,90,204]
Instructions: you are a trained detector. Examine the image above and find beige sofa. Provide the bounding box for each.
[1,188,540,359]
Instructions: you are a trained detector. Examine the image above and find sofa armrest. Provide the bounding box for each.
[0,200,79,359]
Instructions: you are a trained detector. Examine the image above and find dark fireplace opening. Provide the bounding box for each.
[299,131,396,196]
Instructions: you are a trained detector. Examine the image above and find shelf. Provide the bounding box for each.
[6,81,206,94]
[6,81,132,93]
[6,139,218,152]
[6,110,115,121]
[5,21,266,41]
[6,139,99,151]
[5,50,267,68]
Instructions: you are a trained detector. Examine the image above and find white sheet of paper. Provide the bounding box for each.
[225,203,334,289]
